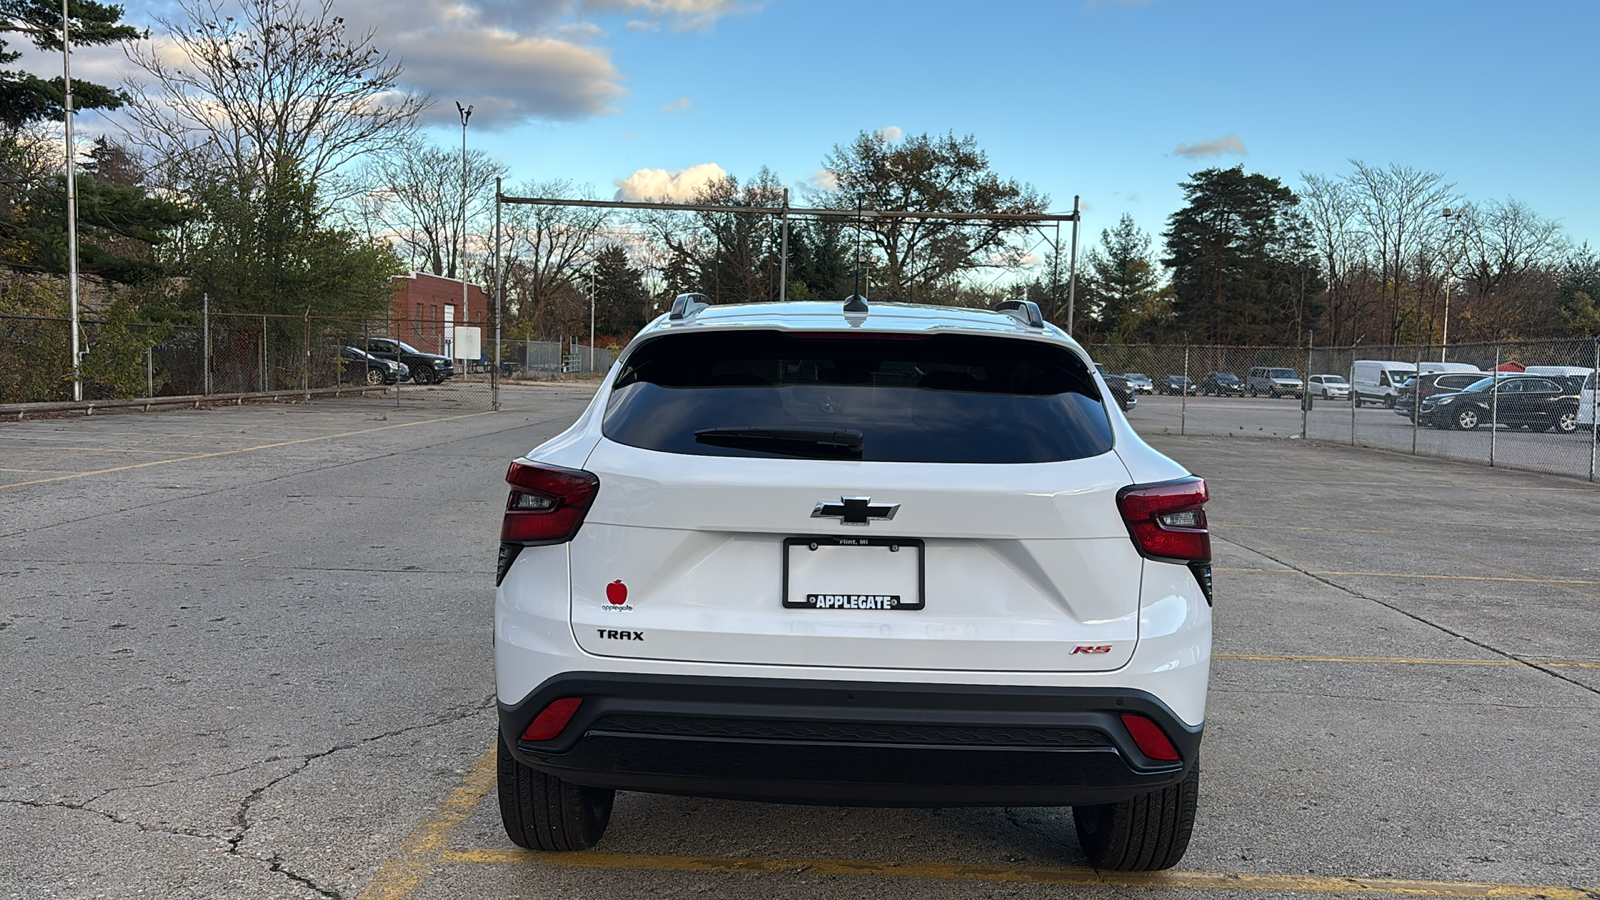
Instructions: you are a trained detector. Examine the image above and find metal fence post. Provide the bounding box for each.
[146,345,153,398]
[1490,345,1499,467]
[1349,357,1356,446]
[1180,344,1189,436]
[1301,332,1312,440]
[1411,342,1421,455]
[259,316,267,392]
[1590,337,1598,483]
[302,310,310,396]
[202,293,211,396]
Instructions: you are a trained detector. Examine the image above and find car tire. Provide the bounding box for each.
[1553,411,1579,433]
[365,368,384,386]
[497,730,614,852]
[1455,408,1480,431]
[1383,396,1395,409]
[413,365,436,385]
[1073,759,1198,871]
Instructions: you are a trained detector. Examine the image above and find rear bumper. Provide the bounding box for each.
[499,673,1201,808]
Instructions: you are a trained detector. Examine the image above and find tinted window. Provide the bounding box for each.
[1269,368,1297,378]
[604,331,1114,464]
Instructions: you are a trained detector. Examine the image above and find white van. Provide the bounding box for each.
[1418,362,1481,375]
[1579,371,1598,427]
[1352,360,1417,408]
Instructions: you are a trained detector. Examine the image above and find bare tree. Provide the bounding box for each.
[1456,198,1567,339]
[360,139,506,279]
[1344,162,1459,343]
[1299,172,1378,344]
[498,179,612,336]
[121,0,426,197]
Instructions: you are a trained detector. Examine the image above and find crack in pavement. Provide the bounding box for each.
[4,697,494,900]
[224,694,497,899]
[1212,534,1600,700]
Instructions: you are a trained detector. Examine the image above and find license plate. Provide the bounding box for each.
[782,537,925,610]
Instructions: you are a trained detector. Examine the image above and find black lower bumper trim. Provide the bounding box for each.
[499,673,1201,808]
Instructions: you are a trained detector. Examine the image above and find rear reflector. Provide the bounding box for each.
[521,697,583,741]
[1116,477,1210,562]
[1120,713,1180,761]
[502,461,600,544]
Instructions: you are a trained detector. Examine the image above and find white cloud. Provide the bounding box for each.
[806,169,839,192]
[614,162,728,200]
[1174,133,1247,158]
[583,0,752,31]
[661,96,692,113]
[877,125,903,142]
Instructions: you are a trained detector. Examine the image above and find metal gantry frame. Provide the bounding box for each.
[491,190,1083,333]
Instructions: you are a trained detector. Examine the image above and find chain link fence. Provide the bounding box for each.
[1084,337,1600,482]
[1,312,507,412]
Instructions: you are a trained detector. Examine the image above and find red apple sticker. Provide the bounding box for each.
[606,580,628,605]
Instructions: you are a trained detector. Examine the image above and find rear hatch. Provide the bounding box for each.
[567,328,1143,673]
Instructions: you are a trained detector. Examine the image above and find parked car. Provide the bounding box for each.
[1198,371,1244,396]
[1306,374,1350,400]
[365,338,456,385]
[1395,372,1494,417]
[338,346,409,385]
[494,295,1210,870]
[1245,367,1303,398]
[1094,363,1136,411]
[1418,375,1579,432]
[1123,373,1155,394]
[1158,375,1197,395]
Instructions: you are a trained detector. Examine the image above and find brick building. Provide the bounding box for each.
[389,272,491,359]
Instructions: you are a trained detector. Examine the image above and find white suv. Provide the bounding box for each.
[494,296,1213,870]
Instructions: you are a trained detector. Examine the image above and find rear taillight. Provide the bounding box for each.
[502,461,600,544]
[1116,477,1210,563]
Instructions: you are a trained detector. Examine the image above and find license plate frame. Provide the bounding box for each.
[781,536,925,610]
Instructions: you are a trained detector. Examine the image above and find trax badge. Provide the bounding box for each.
[811,496,899,526]
[1071,645,1113,655]
[596,629,643,641]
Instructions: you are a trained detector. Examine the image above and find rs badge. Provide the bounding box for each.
[1071,645,1113,655]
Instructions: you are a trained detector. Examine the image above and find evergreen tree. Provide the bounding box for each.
[590,244,648,338]
[1163,166,1321,343]
[1083,214,1168,341]
[0,0,139,130]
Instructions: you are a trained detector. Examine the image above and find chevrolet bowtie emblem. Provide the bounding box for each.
[811,496,899,526]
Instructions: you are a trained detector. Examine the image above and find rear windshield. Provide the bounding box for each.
[603,330,1114,464]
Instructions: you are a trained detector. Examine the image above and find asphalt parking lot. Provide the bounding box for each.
[2,387,1597,899]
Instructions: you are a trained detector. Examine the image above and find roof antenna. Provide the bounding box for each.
[844,201,868,313]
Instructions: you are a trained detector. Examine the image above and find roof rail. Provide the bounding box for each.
[995,299,1044,329]
[669,292,712,321]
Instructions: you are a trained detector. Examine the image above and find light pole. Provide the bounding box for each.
[456,101,472,367]
[1440,207,1462,362]
[61,0,82,401]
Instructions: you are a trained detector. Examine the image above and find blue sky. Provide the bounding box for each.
[81,0,1600,250]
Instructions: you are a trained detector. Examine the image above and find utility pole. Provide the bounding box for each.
[456,101,473,368]
[779,188,789,302]
[61,0,82,401]
[1066,195,1081,337]
[589,264,596,373]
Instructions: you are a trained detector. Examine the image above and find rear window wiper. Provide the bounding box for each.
[693,427,864,459]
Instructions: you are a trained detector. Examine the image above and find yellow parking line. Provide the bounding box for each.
[0,411,493,491]
[361,747,1597,900]
[431,849,1595,898]
[357,748,498,900]
[1216,653,1600,669]
[1216,567,1600,586]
